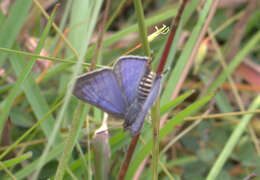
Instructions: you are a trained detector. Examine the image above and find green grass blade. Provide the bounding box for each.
[206,95,260,180]
[0,99,63,161]
[9,49,61,141]
[55,103,88,179]
[161,0,213,105]
[85,5,179,58]
[206,29,260,93]
[0,0,33,66]
[13,143,64,179]
[160,90,194,116]
[0,4,57,140]
[133,0,151,56]
[0,47,90,66]
[32,1,103,179]
[0,152,32,170]
[126,93,215,179]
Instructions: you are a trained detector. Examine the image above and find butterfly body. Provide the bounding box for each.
[73,56,161,136]
[137,71,154,102]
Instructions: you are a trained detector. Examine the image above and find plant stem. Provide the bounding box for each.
[118,134,140,180]
[133,0,151,57]
[151,99,160,180]
[118,1,152,179]
[156,0,188,74]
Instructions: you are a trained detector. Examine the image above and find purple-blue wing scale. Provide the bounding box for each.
[113,56,149,105]
[73,69,127,118]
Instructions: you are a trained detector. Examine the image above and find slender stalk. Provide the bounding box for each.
[133,0,151,57]
[33,0,79,57]
[92,114,110,180]
[32,1,103,179]
[118,1,151,179]
[206,95,260,180]
[151,0,189,179]
[86,115,93,179]
[0,161,16,180]
[0,100,63,160]
[0,47,99,67]
[151,99,160,180]
[185,109,260,121]
[105,0,127,31]
[90,0,111,70]
[156,0,188,74]
[118,134,140,180]
[0,3,58,139]
[55,102,87,180]
[90,1,111,179]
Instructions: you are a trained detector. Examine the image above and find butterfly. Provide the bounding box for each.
[73,55,162,136]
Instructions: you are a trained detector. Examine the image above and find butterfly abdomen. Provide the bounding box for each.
[138,71,154,102]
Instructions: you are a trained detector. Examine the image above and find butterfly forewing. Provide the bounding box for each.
[73,68,127,118]
[73,55,161,136]
[113,56,149,105]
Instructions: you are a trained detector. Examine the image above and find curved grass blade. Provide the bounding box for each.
[206,95,260,180]
[161,0,214,105]
[205,29,260,94]
[0,0,33,66]
[160,90,194,116]
[0,3,57,139]
[9,48,61,142]
[125,93,215,179]
[0,152,32,170]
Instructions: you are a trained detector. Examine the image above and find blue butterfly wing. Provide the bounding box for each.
[73,68,127,118]
[129,75,162,136]
[113,56,149,105]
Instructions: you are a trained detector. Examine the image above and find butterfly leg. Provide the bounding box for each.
[162,67,170,74]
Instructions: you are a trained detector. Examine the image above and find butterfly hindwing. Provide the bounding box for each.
[73,68,127,118]
[113,56,149,105]
[129,75,162,136]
